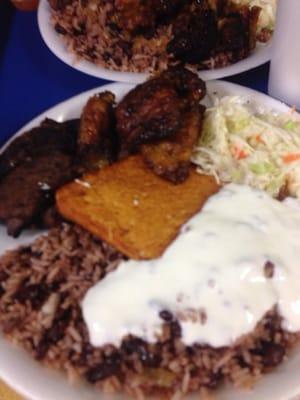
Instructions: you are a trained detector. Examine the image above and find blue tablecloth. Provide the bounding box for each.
[0,2,270,147]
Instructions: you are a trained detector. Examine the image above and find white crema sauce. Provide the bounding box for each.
[82,184,300,348]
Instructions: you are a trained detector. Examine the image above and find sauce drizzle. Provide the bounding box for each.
[82,184,300,348]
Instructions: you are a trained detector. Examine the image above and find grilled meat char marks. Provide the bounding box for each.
[141,104,206,183]
[0,68,206,236]
[116,67,206,183]
[0,119,78,180]
[112,0,261,65]
[108,0,261,65]
[116,80,182,154]
[0,92,117,237]
[116,68,206,151]
[217,4,261,53]
[48,0,264,73]
[167,5,218,64]
[0,153,74,237]
[160,67,206,105]
[167,0,261,64]
[0,120,79,237]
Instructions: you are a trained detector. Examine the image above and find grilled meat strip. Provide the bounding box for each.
[0,153,73,237]
[0,120,80,237]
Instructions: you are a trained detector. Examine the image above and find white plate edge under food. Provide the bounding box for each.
[37,0,272,83]
[1,80,300,400]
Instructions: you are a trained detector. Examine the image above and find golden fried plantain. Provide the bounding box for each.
[77,91,117,170]
[56,155,219,260]
[141,104,205,184]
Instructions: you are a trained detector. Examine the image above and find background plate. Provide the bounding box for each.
[1,81,299,400]
[38,0,272,83]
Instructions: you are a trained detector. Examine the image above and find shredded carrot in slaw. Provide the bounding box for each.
[192,95,300,198]
[231,146,248,160]
[255,134,265,144]
[282,153,300,164]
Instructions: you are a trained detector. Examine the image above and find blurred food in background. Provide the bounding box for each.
[11,0,39,11]
[232,0,277,41]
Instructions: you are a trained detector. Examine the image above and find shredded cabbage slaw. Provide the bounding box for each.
[192,96,300,198]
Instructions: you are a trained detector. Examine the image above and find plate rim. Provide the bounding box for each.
[37,0,272,83]
[0,80,297,400]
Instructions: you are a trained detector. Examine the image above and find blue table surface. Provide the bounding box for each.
[0,1,270,148]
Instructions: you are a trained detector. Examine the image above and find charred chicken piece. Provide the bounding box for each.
[167,0,261,65]
[116,67,206,156]
[113,0,156,34]
[154,0,188,19]
[161,67,207,106]
[77,91,117,171]
[218,14,247,52]
[116,79,182,155]
[113,0,186,35]
[217,5,261,53]
[167,3,218,64]
[141,105,205,183]
[116,67,206,183]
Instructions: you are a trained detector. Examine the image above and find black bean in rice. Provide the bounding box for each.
[50,0,268,75]
[0,223,299,399]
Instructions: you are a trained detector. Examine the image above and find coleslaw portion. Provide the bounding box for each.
[192,96,300,198]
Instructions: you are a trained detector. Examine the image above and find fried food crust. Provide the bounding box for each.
[77,91,117,170]
[141,104,205,184]
[116,79,182,155]
[56,155,219,260]
[116,67,206,183]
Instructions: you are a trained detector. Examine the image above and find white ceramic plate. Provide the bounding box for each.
[1,81,299,400]
[38,0,272,83]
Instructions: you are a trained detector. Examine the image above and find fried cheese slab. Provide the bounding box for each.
[56,155,219,259]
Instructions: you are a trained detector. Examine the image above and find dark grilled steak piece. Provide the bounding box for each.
[0,119,79,180]
[0,119,80,237]
[160,66,207,106]
[0,153,74,237]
